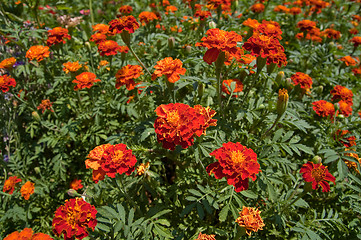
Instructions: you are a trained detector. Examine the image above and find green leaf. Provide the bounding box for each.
[219,204,229,222]
[196,203,205,219]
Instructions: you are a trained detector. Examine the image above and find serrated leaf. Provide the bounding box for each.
[189,189,203,197]
[153,224,173,238]
[219,204,229,222]
[240,190,258,199]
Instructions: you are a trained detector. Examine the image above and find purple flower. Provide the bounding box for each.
[3,155,9,162]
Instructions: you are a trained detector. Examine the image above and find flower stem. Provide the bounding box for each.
[128,45,152,76]
[215,51,225,113]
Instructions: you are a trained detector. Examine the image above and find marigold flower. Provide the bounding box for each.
[20,181,35,200]
[337,100,352,117]
[291,72,312,92]
[0,57,16,69]
[251,3,265,13]
[339,56,359,66]
[32,233,54,240]
[2,176,22,194]
[37,99,54,113]
[274,5,290,13]
[343,149,361,173]
[350,36,361,47]
[47,27,71,46]
[296,19,317,32]
[194,10,212,21]
[89,33,107,44]
[195,232,216,240]
[300,161,335,192]
[115,64,143,90]
[166,5,178,14]
[222,79,243,96]
[235,206,265,236]
[119,5,133,14]
[26,45,50,62]
[322,28,341,39]
[97,40,122,56]
[139,11,159,25]
[63,61,82,74]
[242,18,260,29]
[85,144,112,183]
[352,67,361,77]
[70,179,83,190]
[289,7,302,15]
[206,0,231,11]
[207,142,260,192]
[0,74,16,93]
[349,28,359,35]
[330,85,353,105]
[154,103,217,150]
[4,228,33,240]
[312,100,335,118]
[52,198,97,240]
[152,57,186,83]
[242,34,284,60]
[136,162,150,175]
[72,72,100,91]
[196,28,243,65]
[277,88,289,116]
[255,20,283,40]
[335,130,356,148]
[92,23,109,34]
[109,15,140,34]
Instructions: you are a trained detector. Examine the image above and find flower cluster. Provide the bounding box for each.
[109,15,140,34]
[37,99,54,113]
[52,198,97,240]
[47,27,71,46]
[300,161,335,192]
[312,100,335,118]
[2,176,22,194]
[63,61,83,74]
[152,57,186,83]
[4,228,53,240]
[72,72,100,90]
[154,103,217,150]
[115,64,143,90]
[26,45,50,62]
[235,206,265,236]
[85,143,137,183]
[0,57,16,69]
[207,142,260,192]
[139,11,159,25]
[0,74,16,93]
[291,72,313,92]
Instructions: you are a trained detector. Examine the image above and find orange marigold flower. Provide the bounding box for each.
[195,28,243,65]
[37,99,54,113]
[63,61,82,74]
[291,72,312,91]
[52,198,97,240]
[97,40,123,56]
[339,56,359,67]
[289,7,302,15]
[335,130,356,148]
[154,103,217,150]
[119,5,133,14]
[255,20,283,40]
[109,15,140,34]
[139,11,159,25]
[152,57,186,83]
[72,72,100,91]
[312,100,335,118]
[4,228,33,240]
[207,142,261,192]
[300,161,335,192]
[274,5,290,13]
[20,181,35,200]
[337,100,352,117]
[85,144,112,183]
[166,5,178,14]
[222,79,243,96]
[89,33,107,44]
[136,162,150,176]
[242,34,285,60]
[32,233,54,240]
[206,0,231,11]
[70,179,83,190]
[26,45,50,62]
[47,27,71,46]
[353,15,361,22]
[322,28,341,39]
[195,232,216,240]
[343,149,361,173]
[235,206,265,236]
[194,10,212,21]
[2,176,22,194]
[0,57,16,69]
[250,3,265,13]
[350,36,361,47]
[352,67,361,77]
[296,19,316,32]
[242,18,260,29]
[92,23,110,34]
[0,74,16,93]
[115,64,143,90]
[349,28,359,35]
[330,85,353,105]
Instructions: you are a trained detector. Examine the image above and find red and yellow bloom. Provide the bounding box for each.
[291,72,312,92]
[109,15,140,34]
[26,45,50,62]
[0,74,16,93]
[300,161,335,192]
[72,72,100,90]
[235,206,265,236]
[2,176,21,194]
[20,181,35,200]
[312,100,335,118]
[152,57,186,83]
[115,64,143,90]
[0,57,16,70]
[47,27,71,46]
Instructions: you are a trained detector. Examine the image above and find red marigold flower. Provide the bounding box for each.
[115,64,144,90]
[289,7,302,15]
[242,34,285,60]
[52,198,97,240]
[251,3,265,13]
[72,72,100,91]
[291,72,312,92]
[152,57,186,83]
[207,142,260,192]
[26,45,50,62]
[255,20,283,40]
[2,176,22,194]
[330,85,353,105]
[343,149,361,173]
[194,10,212,21]
[0,57,16,70]
[297,19,317,32]
[242,18,260,29]
[352,67,361,77]
[119,5,133,14]
[89,33,107,44]
[235,206,265,236]
[222,79,243,96]
[322,28,341,39]
[136,162,150,176]
[138,11,159,25]
[335,130,356,148]
[166,5,178,14]
[0,74,16,93]
[312,100,335,118]
[85,144,112,183]
[195,28,243,65]
[37,99,54,113]
[20,181,35,200]
[337,100,352,117]
[154,103,216,150]
[92,23,109,34]
[349,28,359,35]
[97,40,123,56]
[350,36,361,47]
[109,15,140,34]
[47,27,71,46]
[63,61,82,74]
[206,0,231,11]
[195,232,216,240]
[300,161,335,192]
[339,56,359,66]
[70,179,83,190]
[274,5,290,13]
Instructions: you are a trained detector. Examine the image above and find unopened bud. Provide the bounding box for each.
[256,56,267,73]
[85,42,91,51]
[275,71,285,85]
[314,85,323,94]
[168,37,175,50]
[267,62,277,74]
[209,21,216,29]
[67,189,80,197]
[121,31,131,46]
[198,82,204,97]
[276,88,289,116]
[32,111,40,121]
[34,167,41,174]
[185,45,191,54]
[312,155,322,164]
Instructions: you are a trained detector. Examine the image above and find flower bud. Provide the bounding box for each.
[121,31,131,46]
[34,167,41,174]
[85,42,91,51]
[209,21,217,29]
[276,88,288,117]
[168,37,175,50]
[32,111,41,121]
[67,189,80,197]
[198,82,204,98]
[275,71,285,85]
[239,68,247,82]
[267,63,277,74]
[312,155,322,164]
[185,45,191,54]
[256,56,267,73]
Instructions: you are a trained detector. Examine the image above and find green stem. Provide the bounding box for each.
[215,51,225,113]
[89,0,95,26]
[117,175,142,216]
[128,45,151,76]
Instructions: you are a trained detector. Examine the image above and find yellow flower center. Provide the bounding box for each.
[311,167,326,182]
[166,110,180,126]
[231,151,246,166]
[112,150,124,163]
[66,202,81,228]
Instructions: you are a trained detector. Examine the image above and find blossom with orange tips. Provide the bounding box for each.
[37,99,54,113]
[70,179,83,190]
[32,233,54,240]
[152,57,186,83]
[274,5,290,13]
[255,20,283,40]
[89,33,107,44]
[20,181,35,200]
[52,198,97,240]
[235,206,265,236]
[136,162,150,176]
[322,28,341,39]
[115,64,144,90]
[0,57,16,70]
[335,130,356,148]
[47,27,71,46]
[300,161,335,192]
[206,0,231,11]
[296,19,317,32]
[109,15,140,34]
[242,34,285,61]
[337,100,352,117]
[119,5,133,14]
[72,72,100,90]
[339,56,359,66]
[330,85,353,105]
[343,149,361,173]
[207,142,260,192]
[92,23,109,34]
[250,3,265,13]
[26,45,50,62]
[352,67,361,77]
[165,5,178,14]
[242,18,260,29]
[63,61,82,74]
[0,74,16,93]
[139,11,159,25]
[2,176,22,194]
[196,28,243,65]
[85,144,111,183]
[194,10,212,21]
[154,103,217,150]
[4,228,53,240]
[195,232,216,240]
[222,79,243,96]
[289,7,302,15]
[97,40,123,56]
[312,100,335,118]
[291,72,312,92]
[350,36,361,47]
